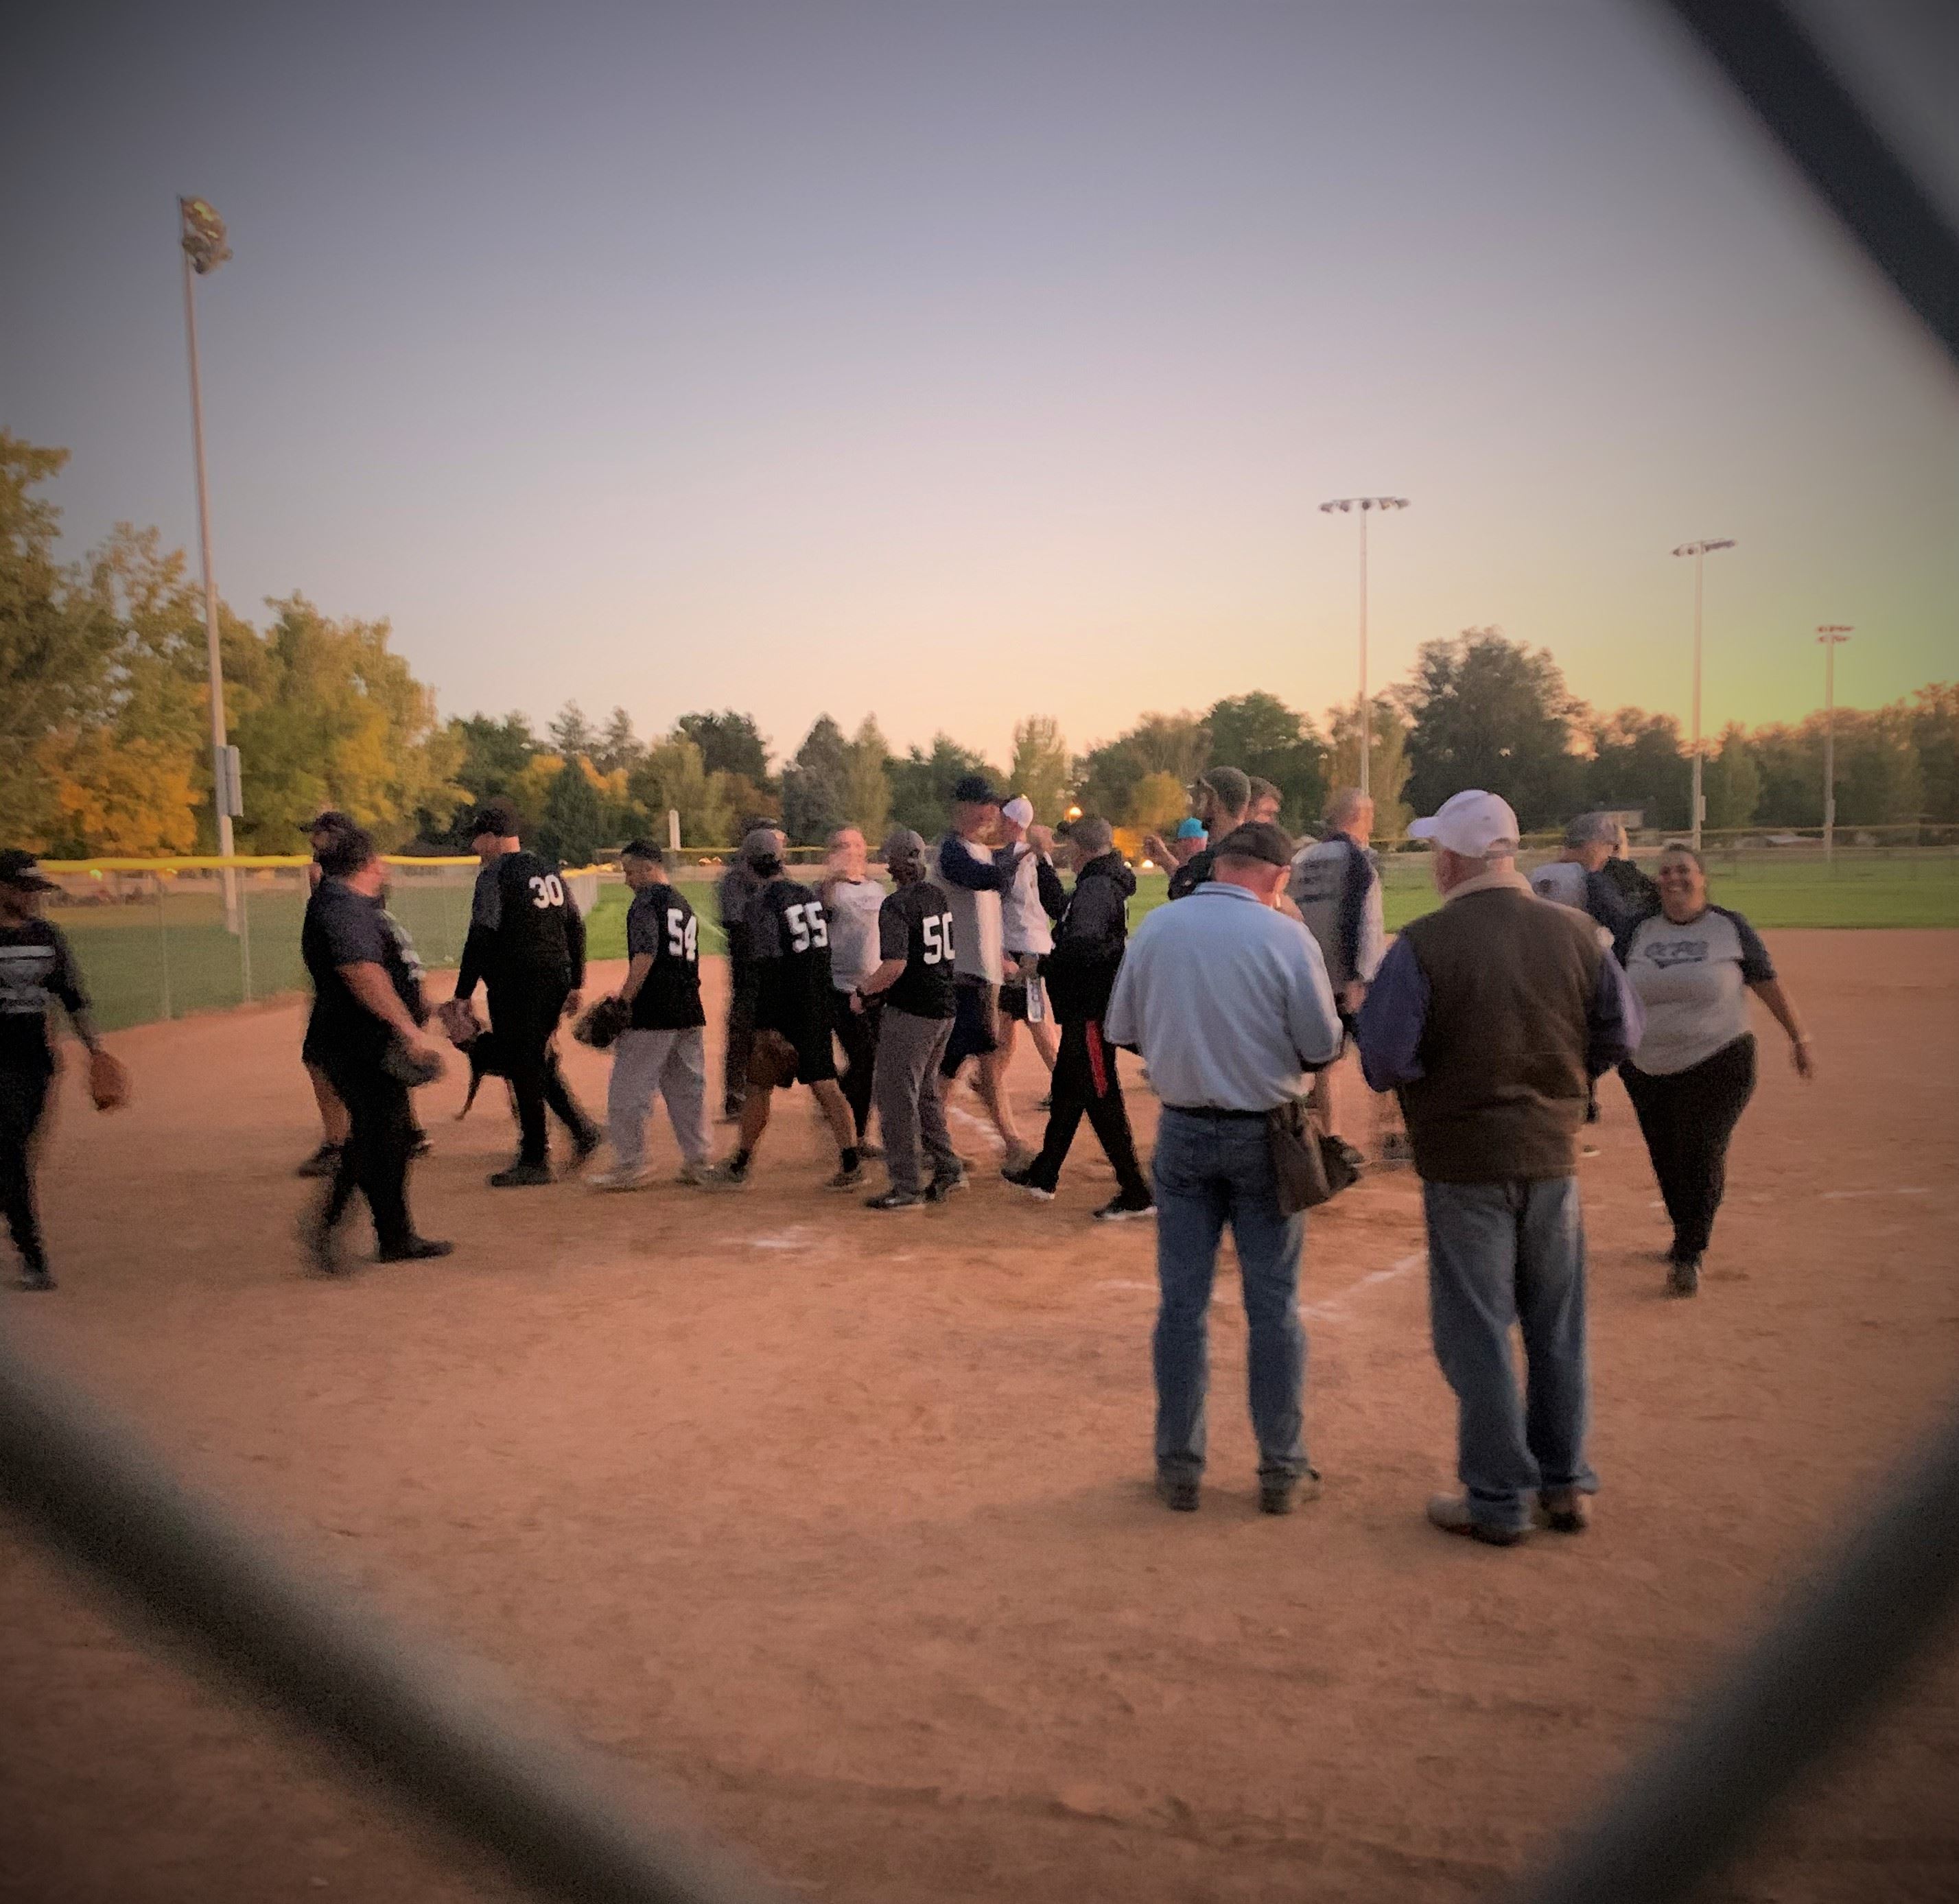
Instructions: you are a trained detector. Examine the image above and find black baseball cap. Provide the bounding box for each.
[470,802,521,840]
[950,773,1000,806]
[1211,821,1293,868]
[299,809,355,836]
[740,827,785,871]
[0,850,56,892]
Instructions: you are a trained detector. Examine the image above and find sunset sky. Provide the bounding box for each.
[5,1,1954,772]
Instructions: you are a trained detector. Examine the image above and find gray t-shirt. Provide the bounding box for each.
[1621,905,1774,1076]
[823,877,887,991]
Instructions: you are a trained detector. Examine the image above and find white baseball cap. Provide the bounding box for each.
[1408,789,1521,858]
[1001,795,1035,827]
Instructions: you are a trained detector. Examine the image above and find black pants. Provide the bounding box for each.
[723,969,757,1118]
[832,988,880,1141]
[0,1061,53,1276]
[1026,1018,1149,1200]
[321,1058,417,1253]
[489,979,594,1166]
[1621,1033,1757,1262]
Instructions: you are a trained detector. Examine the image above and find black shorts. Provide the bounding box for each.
[999,956,1046,1024]
[749,1018,837,1090]
[943,978,998,1068]
[302,1001,329,1068]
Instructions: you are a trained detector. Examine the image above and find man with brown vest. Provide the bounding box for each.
[1354,790,1641,1546]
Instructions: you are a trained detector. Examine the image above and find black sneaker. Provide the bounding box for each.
[1093,1193,1156,1223]
[1156,1472,1200,1513]
[377,1237,455,1263]
[865,1188,924,1212]
[1001,1163,1055,1201]
[924,1171,966,1204]
[408,1131,432,1160]
[714,1156,751,1188]
[1259,1466,1322,1516]
[1667,1254,1702,1297]
[295,1142,343,1180]
[570,1127,602,1167]
[489,1161,553,1188]
[298,1211,344,1277]
[18,1265,56,1293]
[826,1162,866,1191]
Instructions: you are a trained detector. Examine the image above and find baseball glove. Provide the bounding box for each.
[89,1048,131,1112]
[573,995,631,1050]
[381,1038,446,1088]
[746,1027,800,1090]
[434,998,484,1046]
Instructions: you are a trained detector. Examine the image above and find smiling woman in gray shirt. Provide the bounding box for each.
[1618,845,1814,1295]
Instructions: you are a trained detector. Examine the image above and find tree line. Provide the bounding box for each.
[6,432,1954,863]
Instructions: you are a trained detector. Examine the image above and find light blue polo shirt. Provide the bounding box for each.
[1105,882,1342,1110]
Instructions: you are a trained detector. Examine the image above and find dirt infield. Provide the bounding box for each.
[3,932,1956,1903]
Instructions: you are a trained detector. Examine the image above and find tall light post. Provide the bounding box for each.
[1671,538,1737,851]
[1319,497,1410,800]
[180,196,238,927]
[1817,626,1853,860]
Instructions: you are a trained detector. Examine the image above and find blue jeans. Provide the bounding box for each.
[1151,1109,1306,1482]
[1422,1177,1595,1533]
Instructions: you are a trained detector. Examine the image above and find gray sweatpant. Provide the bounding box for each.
[872,1007,959,1195]
[608,1027,711,1171]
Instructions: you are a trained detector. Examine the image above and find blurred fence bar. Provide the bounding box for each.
[0,1335,791,1904]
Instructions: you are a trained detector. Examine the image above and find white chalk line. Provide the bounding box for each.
[1819,1186,1932,1201]
[1093,1249,1428,1323]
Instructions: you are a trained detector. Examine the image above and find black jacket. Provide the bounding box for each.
[1044,851,1136,1022]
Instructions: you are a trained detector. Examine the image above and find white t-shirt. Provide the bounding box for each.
[1621,905,1775,1076]
[823,878,887,991]
[1002,850,1054,957]
[1529,861,1591,910]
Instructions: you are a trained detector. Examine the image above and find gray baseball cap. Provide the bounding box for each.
[882,827,927,869]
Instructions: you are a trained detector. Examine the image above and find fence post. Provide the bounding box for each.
[156,877,173,1022]
[239,875,254,1004]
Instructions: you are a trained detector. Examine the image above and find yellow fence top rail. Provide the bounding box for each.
[41,857,605,874]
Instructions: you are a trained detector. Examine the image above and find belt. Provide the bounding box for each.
[1162,1104,1269,1121]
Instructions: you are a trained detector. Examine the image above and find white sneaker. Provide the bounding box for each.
[588,1166,650,1192]
[675,1161,712,1186]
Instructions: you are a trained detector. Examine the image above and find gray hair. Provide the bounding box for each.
[1564,811,1621,850]
[1326,786,1372,829]
[1071,815,1114,856]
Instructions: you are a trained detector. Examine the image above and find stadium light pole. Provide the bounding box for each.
[1817,626,1853,860]
[1671,538,1737,851]
[180,196,238,928]
[1319,497,1410,801]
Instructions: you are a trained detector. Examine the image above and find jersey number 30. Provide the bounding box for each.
[785,902,828,953]
[528,873,565,908]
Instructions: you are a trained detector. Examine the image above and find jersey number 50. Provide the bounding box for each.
[528,873,565,909]
[921,913,953,964]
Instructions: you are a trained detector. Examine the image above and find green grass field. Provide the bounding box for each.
[49,852,1958,1032]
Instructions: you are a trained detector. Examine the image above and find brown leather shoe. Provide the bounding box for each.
[1535,1487,1591,1533]
[1426,1493,1525,1547]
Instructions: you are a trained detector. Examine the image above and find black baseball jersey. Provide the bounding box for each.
[878,883,956,1020]
[302,878,421,1068]
[624,884,706,1031]
[747,878,833,1035]
[456,849,586,996]
[0,920,89,1070]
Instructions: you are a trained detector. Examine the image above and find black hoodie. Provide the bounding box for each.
[1044,850,1137,1022]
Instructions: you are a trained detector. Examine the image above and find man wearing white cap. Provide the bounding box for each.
[997,795,1063,1086]
[1354,790,1641,1547]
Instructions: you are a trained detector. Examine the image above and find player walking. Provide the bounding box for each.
[996,796,1063,1088]
[452,803,599,1186]
[818,826,887,1154]
[717,830,863,1189]
[590,841,712,1190]
[933,774,1033,1169]
[296,810,357,1177]
[854,830,963,1210]
[300,830,451,1273]
[715,820,776,1123]
[0,852,111,1291]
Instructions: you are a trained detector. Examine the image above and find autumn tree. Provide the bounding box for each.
[841,716,893,839]
[1008,716,1072,823]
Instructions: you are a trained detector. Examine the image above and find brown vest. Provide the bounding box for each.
[1396,884,1602,1183]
